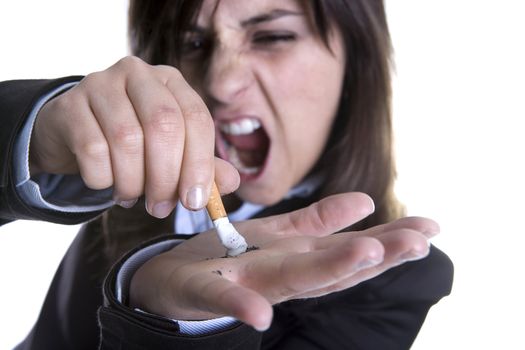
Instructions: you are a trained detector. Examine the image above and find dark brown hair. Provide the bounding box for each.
[98,0,403,262]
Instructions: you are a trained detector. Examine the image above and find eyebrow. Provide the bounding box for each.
[240,9,303,27]
[186,9,303,33]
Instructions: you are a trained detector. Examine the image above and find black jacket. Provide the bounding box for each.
[1,79,454,350]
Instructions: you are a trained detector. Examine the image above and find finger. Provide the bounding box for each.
[353,216,441,239]
[297,228,429,299]
[388,216,440,238]
[214,157,241,195]
[58,93,114,189]
[179,271,273,331]
[242,236,384,304]
[126,65,185,218]
[86,75,145,203]
[164,73,216,210]
[339,227,429,281]
[248,192,375,238]
[375,228,430,263]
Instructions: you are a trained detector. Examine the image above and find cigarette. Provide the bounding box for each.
[206,182,248,257]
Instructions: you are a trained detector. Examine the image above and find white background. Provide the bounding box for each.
[1,1,524,349]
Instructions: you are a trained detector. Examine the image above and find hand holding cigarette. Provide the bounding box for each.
[206,182,248,256]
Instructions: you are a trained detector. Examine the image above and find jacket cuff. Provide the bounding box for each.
[100,234,262,349]
[0,77,104,224]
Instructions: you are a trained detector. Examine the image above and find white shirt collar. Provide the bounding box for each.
[174,174,322,235]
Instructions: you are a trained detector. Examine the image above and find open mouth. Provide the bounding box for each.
[216,117,270,179]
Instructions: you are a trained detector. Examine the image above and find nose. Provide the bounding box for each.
[204,43,253,105]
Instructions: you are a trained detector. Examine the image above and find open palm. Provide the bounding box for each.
[130,192,437,331]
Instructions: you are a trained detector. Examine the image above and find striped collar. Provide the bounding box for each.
[174,174,322,235]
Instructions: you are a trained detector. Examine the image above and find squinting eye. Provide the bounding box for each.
[183,39,203,52]
[181,36,209,57]
[252,31,296,46]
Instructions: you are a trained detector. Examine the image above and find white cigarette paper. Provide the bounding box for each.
[213,217,248,256]
[206,181,248,256]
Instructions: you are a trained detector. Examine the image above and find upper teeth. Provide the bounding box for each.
[219,118,261,135]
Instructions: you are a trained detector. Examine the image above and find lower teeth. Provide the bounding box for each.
[228,147,261,175]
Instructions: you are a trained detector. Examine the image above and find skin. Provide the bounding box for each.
[28,0,439,332]
[31,57,235,217]
[30,0,343,212]
[179,0,346,205]
[129,0,436,331]
[130,193,436,331]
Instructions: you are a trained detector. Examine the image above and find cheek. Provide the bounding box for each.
[271,45,344,117]
[277,56,343,145]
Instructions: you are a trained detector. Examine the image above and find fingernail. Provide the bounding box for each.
[254,324,270,332]
[398,249,429,263]
[366,196,376,214]
[150,201,173,218]
[186,185,205,210]
[356,257,383,271]
[116,198,138,208]
[424,227,440,238]
[253,320,271,332]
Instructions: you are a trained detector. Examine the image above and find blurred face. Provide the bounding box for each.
[180,0,346,205]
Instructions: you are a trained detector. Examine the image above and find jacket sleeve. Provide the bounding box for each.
[99,234,263,350]
[0,77,104,225]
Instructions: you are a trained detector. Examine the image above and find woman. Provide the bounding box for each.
[0,0,453,349]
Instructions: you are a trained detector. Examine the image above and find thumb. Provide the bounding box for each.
[181,272,273,332]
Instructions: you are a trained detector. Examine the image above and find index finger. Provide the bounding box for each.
[164,73,216,210]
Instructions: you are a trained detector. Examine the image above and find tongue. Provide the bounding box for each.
[222,128,268,151]
[237,148,267,167]
[222,128,269,168]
